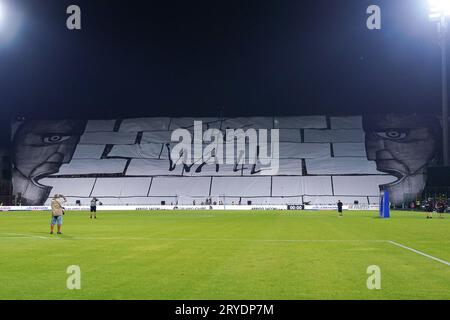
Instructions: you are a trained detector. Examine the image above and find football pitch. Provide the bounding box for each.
[0,210,449,300]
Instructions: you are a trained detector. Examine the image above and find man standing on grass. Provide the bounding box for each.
[425,198,434,219]
[90,197,98,219]
[337,200,343,217]
[50,194,66,234]
[436,200,445,219]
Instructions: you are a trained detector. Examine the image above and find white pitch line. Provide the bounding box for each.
[0,236,33,239]
[388,240,450,267]
[0,233,51,240]
[57,237,388,243]
[0,235,386,242]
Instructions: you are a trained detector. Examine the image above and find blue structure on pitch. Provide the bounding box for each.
[379,190,390,218]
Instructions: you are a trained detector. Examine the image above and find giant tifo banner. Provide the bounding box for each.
[11,115,439,206]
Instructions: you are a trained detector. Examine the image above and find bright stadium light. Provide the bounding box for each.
[0,0,23,49]
[429,0,450,20]
[0,2,4,27]
[428,0,450,166]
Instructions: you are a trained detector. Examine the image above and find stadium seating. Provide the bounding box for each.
[17,116,398,206]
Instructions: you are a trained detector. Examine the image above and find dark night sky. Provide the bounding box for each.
[0,0,446,144]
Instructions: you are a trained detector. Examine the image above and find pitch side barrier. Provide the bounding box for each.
[1,204,379,211]
[303,204,379,211]
[0,205,287,211]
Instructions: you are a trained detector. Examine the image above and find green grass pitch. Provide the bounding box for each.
[0,210,449,300]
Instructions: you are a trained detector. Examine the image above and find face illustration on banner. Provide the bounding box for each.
[10,115,439,206]
[363,115,438,205]
[12,120,87,205]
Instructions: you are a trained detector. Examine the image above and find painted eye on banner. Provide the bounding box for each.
[375,130,407,140]
[42,135,71,144]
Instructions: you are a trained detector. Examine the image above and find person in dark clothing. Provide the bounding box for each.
[425,199,434,219]
[337,200,343,217]
[90,197,98,219]
[436,200,446,219]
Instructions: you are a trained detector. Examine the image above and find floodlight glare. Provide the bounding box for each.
[0,2,4,26]
[429,0,450,20]
[0,1,23,47]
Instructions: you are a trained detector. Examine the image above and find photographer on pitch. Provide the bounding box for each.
[50,194,66,235]
[90,197,99,219]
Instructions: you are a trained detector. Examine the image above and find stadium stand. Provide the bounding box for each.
[12,115,413,206]
[0,149,12,205]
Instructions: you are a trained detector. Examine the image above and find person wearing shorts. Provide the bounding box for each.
[50,194,66,234]
[90,197,98,219]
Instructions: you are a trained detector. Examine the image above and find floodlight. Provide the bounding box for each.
[429,0,450,20]
[0,1,23,47]
[0,2,4,27]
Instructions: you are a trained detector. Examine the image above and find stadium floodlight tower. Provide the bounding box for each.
[429,0,450,166]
